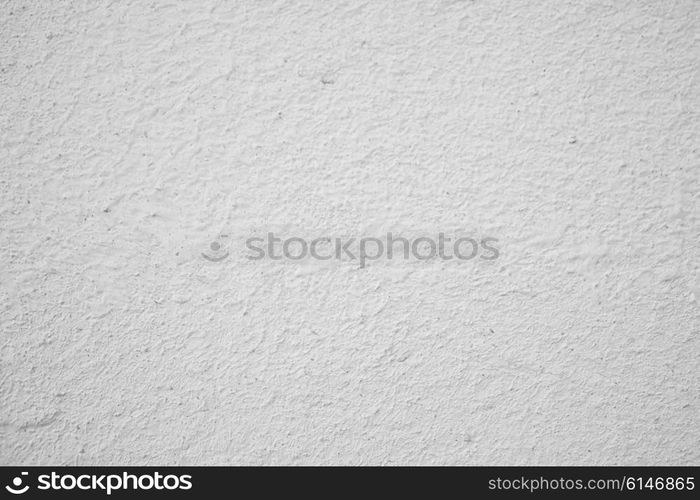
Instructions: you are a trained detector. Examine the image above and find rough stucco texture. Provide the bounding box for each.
[1,0,699,466]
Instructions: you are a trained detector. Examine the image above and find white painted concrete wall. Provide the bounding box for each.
[1,0,698,465]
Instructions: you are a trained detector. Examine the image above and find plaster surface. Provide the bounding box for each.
[1,0,698,465]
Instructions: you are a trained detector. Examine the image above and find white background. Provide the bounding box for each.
[1,0,698,465]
